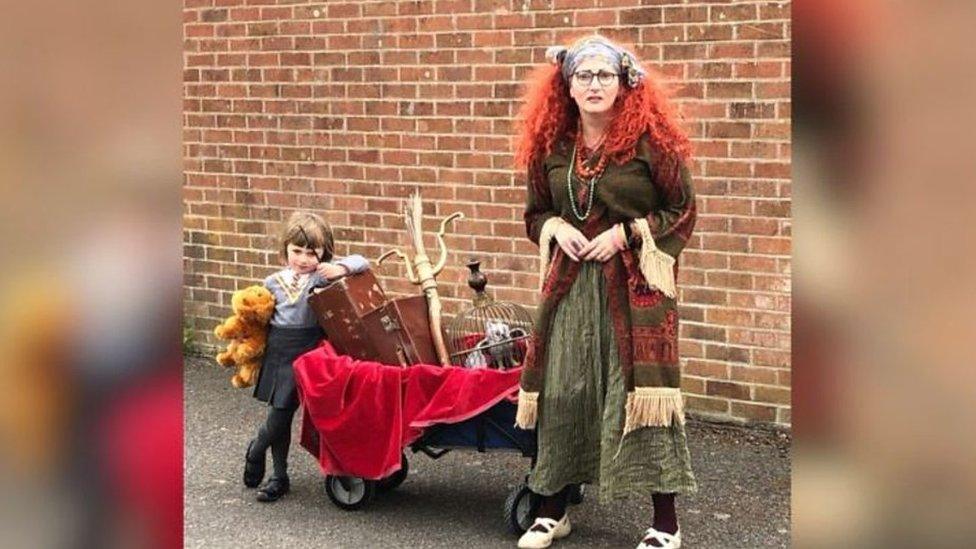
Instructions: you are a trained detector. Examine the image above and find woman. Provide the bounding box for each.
[513,35,698,549]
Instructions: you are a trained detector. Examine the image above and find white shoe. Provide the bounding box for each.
[517,514,571,548]
[636,527,681,549]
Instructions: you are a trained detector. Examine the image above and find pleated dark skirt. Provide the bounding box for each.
[252,325,323,410]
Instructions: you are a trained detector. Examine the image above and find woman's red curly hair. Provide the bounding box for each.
[513,49,692,195]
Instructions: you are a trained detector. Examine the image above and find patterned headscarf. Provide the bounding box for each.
[545,34,646,88]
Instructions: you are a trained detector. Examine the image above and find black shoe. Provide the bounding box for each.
[256,477,290,502]
[243,439,265,488]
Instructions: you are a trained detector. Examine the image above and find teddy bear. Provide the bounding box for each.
[213,285,276,388]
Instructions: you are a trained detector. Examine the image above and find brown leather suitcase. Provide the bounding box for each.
[361,295,438,366]
[308,270,387,360]
[308,270,438,366]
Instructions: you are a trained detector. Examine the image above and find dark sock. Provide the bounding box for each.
[644,492,678,547]
[270,407,296,479]
[531,486,570,531]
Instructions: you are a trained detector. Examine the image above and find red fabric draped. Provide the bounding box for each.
[293,342,521,480]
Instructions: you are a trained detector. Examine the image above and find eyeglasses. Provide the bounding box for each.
[572,70,620,88]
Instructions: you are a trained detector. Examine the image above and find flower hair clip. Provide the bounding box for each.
[619,52,645,88]
[545,45,568,67]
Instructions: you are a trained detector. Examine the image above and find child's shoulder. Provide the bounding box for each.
[264,269,288,288]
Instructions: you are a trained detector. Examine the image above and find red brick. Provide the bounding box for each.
[731,402,777,422]
[753,275,790,293]
[707,122,751,139]
[705,271,753,290]
[706,344,750,364]
[710,43,754,58]
[705,160,751,177]
[731,218,779,236]
[777,370,791,387]
[736,22,786,40]
[751,237,791,255]
[688,24,733,41]
[730,365,777,385]
[685,324,726,343]
[685,360,728,379]
[665,6,706,23]
[705,308,753,327]
[712,4,757,22]
[621,8,663,25]
[707,381,750,400]
[754,349,791,368]
[686,396,730,415]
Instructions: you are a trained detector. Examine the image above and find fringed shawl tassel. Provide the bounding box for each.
[633,218,677,299]
[623,387,685,434]
[537,217,564,291]
[515,389,539,430]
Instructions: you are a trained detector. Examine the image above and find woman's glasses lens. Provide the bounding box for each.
[574,71,619,87]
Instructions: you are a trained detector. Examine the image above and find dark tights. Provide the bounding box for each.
[534,488,679,546]
[647,492,678,545]
[532,485,571,527]
[248,406,296,480]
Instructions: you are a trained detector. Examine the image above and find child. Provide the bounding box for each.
[243,211,368,502]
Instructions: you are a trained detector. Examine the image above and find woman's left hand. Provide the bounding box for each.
[316,262,349,280]
[579,227,622,262]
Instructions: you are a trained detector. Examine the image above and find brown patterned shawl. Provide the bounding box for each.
[515,133,697,433]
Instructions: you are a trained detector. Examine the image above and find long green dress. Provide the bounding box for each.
[527,257,698,504]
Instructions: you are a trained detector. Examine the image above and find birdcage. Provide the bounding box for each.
[446,259,534,370]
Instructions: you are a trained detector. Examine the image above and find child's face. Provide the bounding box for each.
[286,243,324,274]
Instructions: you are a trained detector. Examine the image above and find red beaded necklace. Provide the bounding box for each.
[573,130,609,179]
[566,130,610,221]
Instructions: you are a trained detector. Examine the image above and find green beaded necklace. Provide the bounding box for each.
[566,146,606,221]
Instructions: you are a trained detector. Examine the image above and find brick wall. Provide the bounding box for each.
[183,0,792,426]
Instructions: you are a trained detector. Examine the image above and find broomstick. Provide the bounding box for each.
[378,191,463,366]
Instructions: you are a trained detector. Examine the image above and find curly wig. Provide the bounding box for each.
[513,48,692,196]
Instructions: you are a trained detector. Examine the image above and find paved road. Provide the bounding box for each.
[185,356,790,548]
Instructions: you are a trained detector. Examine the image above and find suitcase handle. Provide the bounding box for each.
[308,272,350,294]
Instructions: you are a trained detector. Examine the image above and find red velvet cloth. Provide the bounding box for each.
[293,342,521,480]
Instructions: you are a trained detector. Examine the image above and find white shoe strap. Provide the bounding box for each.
[641,527,679,547]
[531,517,561,532]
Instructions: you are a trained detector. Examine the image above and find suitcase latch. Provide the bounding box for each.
[380,315,400,333]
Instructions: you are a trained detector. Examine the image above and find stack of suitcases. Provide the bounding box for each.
[307,270,439,367]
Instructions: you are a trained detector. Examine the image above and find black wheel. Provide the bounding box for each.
[503,483,540,535]
[324,475,376,511]
[567,483,585,505]
[377,453,409,494]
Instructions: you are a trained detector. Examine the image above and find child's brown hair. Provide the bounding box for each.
[278,211,334,263]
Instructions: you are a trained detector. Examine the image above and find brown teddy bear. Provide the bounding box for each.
[213,285,276,388]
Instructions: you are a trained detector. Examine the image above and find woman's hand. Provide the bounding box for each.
[579,225,625,262]
[554,222,590,262]
[316,262,349,280]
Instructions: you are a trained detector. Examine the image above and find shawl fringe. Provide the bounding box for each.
[537,217,564,290]
[623,386,685,434]
[634,218,677,298]
[514,389,539,429]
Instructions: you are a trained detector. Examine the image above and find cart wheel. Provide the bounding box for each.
[503,483,540,535]
[567,483,585,505]
[377,453,409,494]
[324,475,376,511]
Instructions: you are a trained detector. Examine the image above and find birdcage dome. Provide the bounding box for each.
[446,259,534,370]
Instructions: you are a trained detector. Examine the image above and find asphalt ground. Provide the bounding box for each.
[185,355,790,548]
